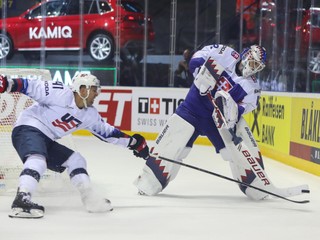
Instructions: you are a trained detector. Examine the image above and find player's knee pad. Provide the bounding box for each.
[22,154,47,179]
[62,152,87,175]
[62,152,90,188]
[19,154,47,193]
[135,114,195,194]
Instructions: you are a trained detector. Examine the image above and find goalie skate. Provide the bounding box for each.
[9,190,44,219]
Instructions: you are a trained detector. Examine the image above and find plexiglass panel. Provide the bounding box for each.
[0,0,319,92]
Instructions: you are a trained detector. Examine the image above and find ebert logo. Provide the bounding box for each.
[95,89,132,130]
[138,97,184,115]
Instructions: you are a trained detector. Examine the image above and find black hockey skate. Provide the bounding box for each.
[9,189,45,219]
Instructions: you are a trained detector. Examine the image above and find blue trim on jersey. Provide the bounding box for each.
[189,57,205,75]
[228,84,247,103]
[12,78,28,93]
[238,105,245,119]
[181,84,214,118]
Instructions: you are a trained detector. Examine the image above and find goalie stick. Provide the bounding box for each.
[155,155,309,204]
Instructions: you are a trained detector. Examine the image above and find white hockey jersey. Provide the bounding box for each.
[187,44,262,117]
[14,79,130,148]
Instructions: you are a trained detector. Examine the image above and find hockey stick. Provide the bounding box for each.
[157,155,310,204]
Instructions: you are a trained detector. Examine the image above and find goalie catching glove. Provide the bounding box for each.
[129,134,150,160]
[214,90,239,129]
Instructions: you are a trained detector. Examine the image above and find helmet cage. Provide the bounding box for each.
[240,45,267,78]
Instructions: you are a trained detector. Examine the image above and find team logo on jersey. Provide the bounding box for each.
[52,113,82,132]
[215,76,232,91]
[231,51,240,59]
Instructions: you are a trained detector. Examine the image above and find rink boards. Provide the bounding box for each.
[73,87,320,176]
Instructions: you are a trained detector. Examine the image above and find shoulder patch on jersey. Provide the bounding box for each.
[231,51,240,59]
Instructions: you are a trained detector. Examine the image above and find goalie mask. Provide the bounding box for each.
[71,73,101,108]
[240,45,267,78]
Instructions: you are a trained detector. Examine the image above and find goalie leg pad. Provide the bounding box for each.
[228,160,269,200]
[219,117,271,200]
[133,165,163,196]
[134,114,195,195]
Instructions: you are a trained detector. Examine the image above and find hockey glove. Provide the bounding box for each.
[194,64,217,96]
[214,90,239,129]
[129,134,150,160]
[0,75,9,93]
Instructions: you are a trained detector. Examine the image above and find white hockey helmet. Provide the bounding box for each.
[71,73,101,93]
[71,73,101,108]
[240,45,267,78]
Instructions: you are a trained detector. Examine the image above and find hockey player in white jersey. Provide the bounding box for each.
[0,73,150,218]
[134,44,309,200]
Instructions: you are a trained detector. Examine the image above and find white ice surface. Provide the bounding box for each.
[1,136,319,240]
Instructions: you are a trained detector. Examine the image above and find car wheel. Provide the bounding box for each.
[308,48,320,74]
[88,33,114,62]
[0,34,14,60]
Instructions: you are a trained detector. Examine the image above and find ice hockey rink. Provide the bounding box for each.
[1,136,319,240]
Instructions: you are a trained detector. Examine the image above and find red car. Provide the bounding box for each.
[0,0,155,62]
